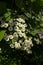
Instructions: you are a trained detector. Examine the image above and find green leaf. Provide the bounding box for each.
[30,29,41,36]
[0,30,6,41]
[24,12,32,18]
[40,23,43,27]
[12,39,15,44]
[4,12,11,18]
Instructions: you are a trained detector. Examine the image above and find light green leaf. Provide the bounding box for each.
[0,30,6,41]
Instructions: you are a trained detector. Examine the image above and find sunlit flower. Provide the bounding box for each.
[19,40,22,43]
[27,50,32,54]
[16,18,25,23]
[9,35,13,39]
[4,36,9,41]
[14,26,19,31]
[34,38,40,44]
[13,32,18,38]
[24,39,33,47]
[19,32,23,37]
[39,33,43,39]
[1,23,8,28]
[14,42,21,49]
[22,33,27,39]
[10,44,15,48]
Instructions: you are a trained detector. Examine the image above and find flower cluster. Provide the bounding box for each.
[0,17,33,53]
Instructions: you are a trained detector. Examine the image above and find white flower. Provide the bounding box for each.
[24,24,27,27]
[10,44,15,48]
[22,33,27,39]
[1,23,8,28]
[24,39,33,47]
[19,40,22,43]
[34,38,40,44]
[13,32,18,38]
[24,47,27,50]
[17,30,22,34]
[16,18,25,23]
[9,35,13,39]
[14,42,21,49]
[39,34,43,39]
[27,50,32,54]
[16,22,23,27]
[8,26,13,31]
[17,31,23,37]
[21,27,25,32]
[14,26,19,31]
[4,36,9,41]
[29,37,32,41]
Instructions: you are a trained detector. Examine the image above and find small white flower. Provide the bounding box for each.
[17,30,22,34]
[19,33,23,37]
[13,32,18,38]
[29,37,32,41]
[24,39,33,47]
[19,40,22,43]
[16,22,23,27]
[27,50,32,54]
[21,27,25,32]
[9,35,13,39]
[22,33,27,39]
[34,38,40,44]
[8,26,13,31]
[14,42,21,49]
[4,36,9,41]
[1,23,8,28]
[16,18,25,23]
[24,24,27,27]
[10,44,15,48]
[14,26,19,31]
[39,34,43,39]
[24,47,27,50]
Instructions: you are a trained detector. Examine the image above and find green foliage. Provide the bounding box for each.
[4,9,12,21]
